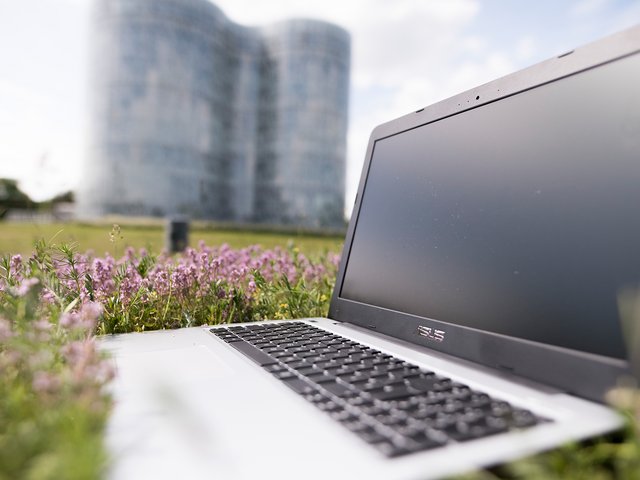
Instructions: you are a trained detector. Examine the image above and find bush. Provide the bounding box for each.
[45,241,339,333]
[0,247,112,480]
[0,239,339,478]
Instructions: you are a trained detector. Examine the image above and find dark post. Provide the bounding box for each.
[166,217,190,253]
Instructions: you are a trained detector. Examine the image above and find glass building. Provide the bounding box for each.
[77,0,350,228]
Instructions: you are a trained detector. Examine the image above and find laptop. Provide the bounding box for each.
[101,25,640,480]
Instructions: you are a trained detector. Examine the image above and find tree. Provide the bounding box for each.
[0,178,34,219]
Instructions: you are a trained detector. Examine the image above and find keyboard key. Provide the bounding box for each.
[297,366,322,376]
[374,440,410,457]
[264,364,287,373]
[359,404,387,416]
[228,340,278,366]
[405,376,438,392]
[357,428,389,445]
[331,410,357,422]
[305,392,327,404]
[320,381,352,397]
[316,400,342,412]
[285,360,308,369]
[340,418,370,432]
[306,372,337,384]
[511,409,538,428]
[223,337,244,343]
[295,351,320,359]
[273,371,296,380]
[345,395,372,407]
[490,401,513,418]
[315,360,338,369]
[372,413,406,427]
[469,392,492,408]
[282,377,313,395]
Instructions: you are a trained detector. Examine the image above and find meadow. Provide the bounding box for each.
[1,221,639,480]
[0,220,344,258]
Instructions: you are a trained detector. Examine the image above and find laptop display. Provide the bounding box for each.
[340,52,639,361]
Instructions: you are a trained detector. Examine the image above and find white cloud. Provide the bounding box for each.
[0,79,84,201]
[570,0,612,17]
[0,0,89,201]
[609,2,640,32]
[349,0,479,86]
[460,35,489,54]
[515,36,537,62]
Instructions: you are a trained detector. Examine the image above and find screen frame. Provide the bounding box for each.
[329,26,640,403]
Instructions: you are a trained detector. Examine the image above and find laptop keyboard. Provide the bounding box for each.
[210,321,544,457]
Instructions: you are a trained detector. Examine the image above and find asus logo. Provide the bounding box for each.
[416,325,445,342]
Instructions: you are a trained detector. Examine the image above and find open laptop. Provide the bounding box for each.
[101,25,640,480]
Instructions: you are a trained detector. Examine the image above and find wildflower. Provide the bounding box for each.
[0,317,13,341]
[1,349,21,369]
[90,358,116,384]
[118,265,142,303]
[81,301,103,324]
[124,246,136,262]
[109,223,122,243]
[34,318,53,332]
[61,339,114,386]
[32,371,61,394]
[16,277,39,296]
[28,350,54,369]
[62,339,95,366]
[10,254,23,278]
[60,301,102,332]
[41,288,56,304]
[92,256,116,297]
[60,312,80,329]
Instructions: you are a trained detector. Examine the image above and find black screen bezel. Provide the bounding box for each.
[329,28,639,402]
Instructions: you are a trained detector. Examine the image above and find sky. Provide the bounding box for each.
[0,0,638,212]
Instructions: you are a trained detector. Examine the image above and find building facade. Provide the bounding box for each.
[77,0,350,228]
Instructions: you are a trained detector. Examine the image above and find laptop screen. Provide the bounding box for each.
[340,52,640,360]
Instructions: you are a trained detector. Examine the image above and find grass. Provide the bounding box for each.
[2,223,639,479]
[0,221,344,258]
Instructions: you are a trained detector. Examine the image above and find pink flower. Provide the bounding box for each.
[10,254,23,278]
[0,318,13,341]
[81,301,103,324]
[59,301,103,332]
[32,371,61,394]
[60,312,80,329]
[118,265,142,303]
[34,318,52,332]
[91,256,116,298]
[62,339,96,366]
[41,288,56,304]
[16,277,39,296]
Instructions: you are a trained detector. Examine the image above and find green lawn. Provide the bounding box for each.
[0,221,344,257]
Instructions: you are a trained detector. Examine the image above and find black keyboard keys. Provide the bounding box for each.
[210,322,545,458]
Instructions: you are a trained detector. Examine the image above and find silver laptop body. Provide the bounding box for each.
[101,25,640,480]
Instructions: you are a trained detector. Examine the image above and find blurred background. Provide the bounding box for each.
[0,0,638,255]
